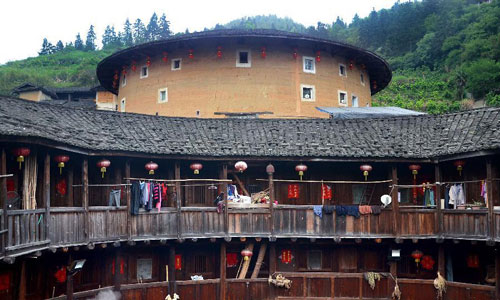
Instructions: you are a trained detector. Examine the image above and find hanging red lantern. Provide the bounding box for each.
[288,184,300,199]
[217,46,222,58]
[241,249,253,261]
[162,52,168,63]
[188,49,194,59]
[145,161,158,175]
[360,164,372,181]
[372,81,378,90]
[411,250,424,267]
[175,254,182,270]
[146,56,151,67]
[234,161,248,173]
[122,66,127,75]
[280,249,293,264]
[54,155,70,175]
[12,148,30,170]
[113,70,119,81]
[292,48,298,59]
[349,60,355,70]
[466,254,479,268]
[316,51,321,62]
[190,163,203,175]
[54,267,67,283]
[295,164,307,180]
[97,159,111,179]
[131,60,137,72]
[453,160,465,176]
[261,47,266,58]
[409,164,421,180]
[421,255,435,271]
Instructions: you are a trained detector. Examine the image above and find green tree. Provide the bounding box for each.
[146,13,160,41]
[122,19,133,47]
[158,13,172,39]
[133,18,147,44]
[463,58,500,98]
[56,40,64,52]
[85,25,97,51]
[74,33,84,50]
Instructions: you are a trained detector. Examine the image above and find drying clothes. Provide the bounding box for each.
[424,189,435,207]
[370,205,382,215]
[335,205,360,218]
[359,205,372,215]
[140,182,148,206]
[313,205,323,218]
[161,184,168,203]
[130,182,141,215]
[109,189,121,207]
[217,200,225,214]
[448,184,465,207]
[146,183,153,211]
[213,193,224,205]
[322,205,335,215]
[152,184,161,212]
[481,181,488,206]
[444,187,450,209]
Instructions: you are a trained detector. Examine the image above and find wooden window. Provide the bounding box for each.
[360,73,365,85]
[140,66,148,78]
[236,50,251,67]
[158,88,168,103]
[194,255,208,273]
[137,258,153,281]
[352,95,359,107]
[303,56,315,74]
[339,64,347,76]
[171,58,182,71]
[301,84,315,101]
[307,250,322,270]
[338,90,347,106]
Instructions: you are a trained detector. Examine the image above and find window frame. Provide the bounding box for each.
[338,90,348,106]
[339,63,347,77]
[140,65,148,79]
[360,73,365,86]
[302,56,316,74]
[171,58,182,71]
[158,88,168,103]
[352,94,359,107]
[121,74,127,87]
[307,250,323,271]
[236,50,251,68]
[120,97,126,112]
[300,84,316,102]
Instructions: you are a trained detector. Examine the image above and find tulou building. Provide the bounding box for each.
[0,29,500,300]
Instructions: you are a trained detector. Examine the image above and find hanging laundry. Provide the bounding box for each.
[109,189,121,207]
[313,205,323,218]
[481,181,488,206]
[370,205,382,215]
[322,184,332,200]
[424,188,435,207]
[152,184,161,211]
[322,205,335,215]
[288,184,299,199]
[359,205,372,215]
[449,184,465,208]
[131,182,141,215]
[335,205,360,218]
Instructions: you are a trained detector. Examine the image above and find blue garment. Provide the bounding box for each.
[140,182,148,206]
[313,205,323,218]
[109,189,121,207]
[335,205,360,218]
[444,187,450,209]
[424,189,435,207]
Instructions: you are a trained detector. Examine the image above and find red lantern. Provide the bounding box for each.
[421,255,435,271]
[411,250,424,267]
[190,163,203,175]
[234,161,247,173]
[122,66,127,75]
[360,164,372,181]
[226,253,238,267]
[261,47,266,58]
[162,52,168,63]
[292,48,298,59]
[372,81,378,90]
[217,46,222,58]
[145,161,158,175]
[145,56,151,67]
[453,160,465,176]
[280,249,293,264]
[349,60,355,70]
[113,70,119,81]
[188,49,194,59]
[54,155,70,175]
[295,164,307,180]
[467,254,479,268]
[287,184,300,199]
[241,249,253,261]
[54,267,66,283]
[409,164,421,180]
[315,51,321,62]
[12,147,30,170]
[131,60,137,72]
[175,254,182,270]
[97,159,111,178]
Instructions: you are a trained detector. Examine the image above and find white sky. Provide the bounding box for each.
[0,0,395,64]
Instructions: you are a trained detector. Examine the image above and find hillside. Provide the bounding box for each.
[1,0,500,112]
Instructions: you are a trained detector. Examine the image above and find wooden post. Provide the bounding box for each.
[67,166,74,207]
[438,244,445,277]
[219,242,226,300]
[44,153,50,241]
[175,162,181,240]
[222,164,228,238]
[18,259,26,300]
[435,164,442,236]
[168,245,176,294]
[269,242,276,300]
[114,249,122,291]
[67,254,74,300]
[496,248,500,300]
[391,166,400,237]
[82,159,89,242]
[125,161,131,240]
[487,160,495,241]
[268,165,275,238]
[1,149,7,254]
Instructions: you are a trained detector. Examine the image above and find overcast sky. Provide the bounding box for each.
[0,0,395,64]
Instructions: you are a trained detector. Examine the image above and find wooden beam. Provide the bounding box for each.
[222,164,229,238]
[487,160,495,242]
[125,160,131,240]
[438,244,445,278]
[18,259,26,300]
[269,242,276,300]
[67,166,74,207]
[82,159,89,242]
[231,173,249,196]
[496,248,500,300]
[391,166,400,237]
[435,164,442,236]
[44,153,51,241]
[168,245,176,295]
[238,242,254,279]
[268,167,275,238]
[114,249,122,291]
[251,242,267,279]
[1,149,7,255]
[219,242,226,300]
[175,162,181,240]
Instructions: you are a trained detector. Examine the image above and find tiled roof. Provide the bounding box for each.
[0,96,499,159]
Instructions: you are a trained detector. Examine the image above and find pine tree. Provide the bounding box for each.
[146,13,160,41]
[75,33,84,50]
[158,13,171,39]
[133,18,147,44]
[56,40,64,52]
[39,38,51,55]
[123,18,133,47]
[85,25,97,51]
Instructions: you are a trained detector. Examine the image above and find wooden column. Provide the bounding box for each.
[219,242,226,300]
[391,166,400,237]
[435,164,442,235]
[438,244,445,277]
[487,160,495,241]
[18,259,26,300]
[44,153,51,240]
[82,159,89,242]
[67,254,74,300]
[174,162,181,240]
[125,161,131,240]
[222,164,228,238]
[269,242,276,300]
[496,248,500,300]
[268,165,275,238]
[1,149,7,255]
[67,166,74,207]
[168,245,176,294]
[114,249,122,291]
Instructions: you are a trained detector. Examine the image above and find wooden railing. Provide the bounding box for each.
[50,207,85,246]
[5,209,48,254]
[442,209,489,240]
[47,274,495,300]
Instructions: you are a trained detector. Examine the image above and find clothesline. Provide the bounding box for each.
[124,177,232,183]
[256,179,393,184]
[72,183,132,187]
[392,178,498,188]
[0,174,13,178]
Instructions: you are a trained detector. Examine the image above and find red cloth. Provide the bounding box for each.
[226,253,238,267]
[322,185,332,200]
[287,184,299,199]
[54,267,66,283]
[56,179,67,196]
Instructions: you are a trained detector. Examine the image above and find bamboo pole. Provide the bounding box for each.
[251,242,267,279]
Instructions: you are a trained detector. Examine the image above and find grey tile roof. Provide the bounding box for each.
[0,96,499,159]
